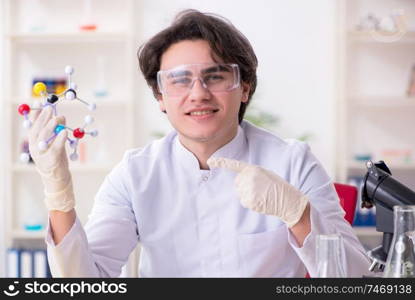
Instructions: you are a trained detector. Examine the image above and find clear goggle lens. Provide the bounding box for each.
[157,63,240,97]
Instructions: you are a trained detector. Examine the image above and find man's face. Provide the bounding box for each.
[158,39,249,145]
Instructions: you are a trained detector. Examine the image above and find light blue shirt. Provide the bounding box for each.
[46,121,370,277]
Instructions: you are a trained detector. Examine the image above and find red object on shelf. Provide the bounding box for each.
[334,183,358,225]
[80,24,97,31]
[18,104,30,115]
[73,128,85,139]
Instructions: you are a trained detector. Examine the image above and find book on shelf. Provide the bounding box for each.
[6,248,51,278]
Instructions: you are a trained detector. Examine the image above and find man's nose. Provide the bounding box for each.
[188,78,211,101]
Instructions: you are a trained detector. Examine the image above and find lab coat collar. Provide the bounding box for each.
[210,125,246,160]
[173,124,247,174]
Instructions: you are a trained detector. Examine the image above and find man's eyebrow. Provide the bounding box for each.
[166,70,192,78]
[201,65,231,74]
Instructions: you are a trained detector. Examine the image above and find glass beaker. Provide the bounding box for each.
[316,234,346,277]
[383,205,415,278]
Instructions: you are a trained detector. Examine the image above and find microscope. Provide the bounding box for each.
[361,160,415,273]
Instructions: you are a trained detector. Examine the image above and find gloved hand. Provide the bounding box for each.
[28,106,75,212]
[207,157,309,228]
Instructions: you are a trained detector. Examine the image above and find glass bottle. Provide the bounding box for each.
[383,205,415,278]
[316,234,346,277]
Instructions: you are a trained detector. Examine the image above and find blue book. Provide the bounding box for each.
[6,248,20,278]
[33,249,49,278]
[20,249,33,278]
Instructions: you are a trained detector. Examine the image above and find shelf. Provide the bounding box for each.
[348,30,415,43]
[6,32,131,43]
[350,96,415,109]
[12,164,114,173]
[12,229,46,240]
[348,161,415,171]
[12,99,132,108]
[353,226,382,237]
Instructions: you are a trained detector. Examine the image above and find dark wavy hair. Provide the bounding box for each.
[138,9,258,123]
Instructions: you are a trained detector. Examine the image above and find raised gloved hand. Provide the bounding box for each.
[28,106,75,212]
[207,157,309,228]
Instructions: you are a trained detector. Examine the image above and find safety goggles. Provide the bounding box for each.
[157,63,240,97]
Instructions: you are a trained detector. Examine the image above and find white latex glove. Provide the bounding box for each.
[28,106,75,212]
[207,157,309,228]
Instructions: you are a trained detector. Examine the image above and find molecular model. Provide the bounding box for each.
[18,66,98,162]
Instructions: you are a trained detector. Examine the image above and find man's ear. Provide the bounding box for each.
[241,82,251,103]
[157,95,167,113]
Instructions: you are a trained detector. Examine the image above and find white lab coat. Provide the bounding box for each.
[46,120,371,277]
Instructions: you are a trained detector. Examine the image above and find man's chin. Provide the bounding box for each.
[180,130,218,143]
[186,134,215,143]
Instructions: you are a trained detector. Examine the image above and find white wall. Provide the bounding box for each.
[134,0,337,176]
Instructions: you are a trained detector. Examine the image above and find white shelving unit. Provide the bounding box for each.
[348,30,415,43]
[336,0,415,250]
[2,0,140,277]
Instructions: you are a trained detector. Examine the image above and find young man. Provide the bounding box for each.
[29,10,370,277]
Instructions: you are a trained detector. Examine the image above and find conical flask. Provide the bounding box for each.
[383,205,415,278]
[316,234,346,277]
